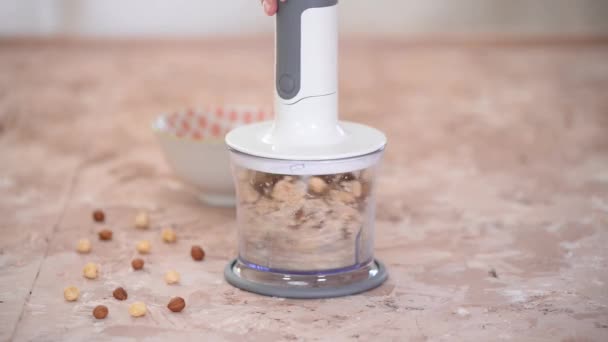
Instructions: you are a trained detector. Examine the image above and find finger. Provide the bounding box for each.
[263,0,278,16]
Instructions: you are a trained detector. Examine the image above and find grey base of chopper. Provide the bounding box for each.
[224,259,388,299]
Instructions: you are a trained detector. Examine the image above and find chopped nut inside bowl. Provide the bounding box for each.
[233,167,376,272]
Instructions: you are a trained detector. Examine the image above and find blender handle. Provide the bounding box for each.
[276,0,338,102]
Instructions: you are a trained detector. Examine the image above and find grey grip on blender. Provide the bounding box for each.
[276,0,338,100]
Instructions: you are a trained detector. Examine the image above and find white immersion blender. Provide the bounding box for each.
[224,0,387,298]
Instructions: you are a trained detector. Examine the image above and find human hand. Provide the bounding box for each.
[261,0,286,16]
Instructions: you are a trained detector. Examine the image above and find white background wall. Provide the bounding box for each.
[1,0,608,37]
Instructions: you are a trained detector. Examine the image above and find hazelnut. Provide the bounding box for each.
[308,177,328,194]
[128,302,147,317]
[134,211,150,229]
[330,189,356,204]
[83,262,98,279]
[241,183,260,203]
[92,210,105,222]
[271,179,306,203]
[76,239,92,253]
[113,287,128,301]
[164,270,180,284]
[136,240,151,254]
[346,181,363,198]
[252,172,281,196]
[167,297,186,312]
[98,229,113,241]
[63,286,80,301]
[93,305,108,319]
[161,228,177,243]
[361,181,371,198]
[131,258,144,270]
[191,245,205,261]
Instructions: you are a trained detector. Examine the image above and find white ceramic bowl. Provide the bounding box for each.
[153,106,271,207]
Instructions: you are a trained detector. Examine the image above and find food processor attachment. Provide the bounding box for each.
[224,0,387,298]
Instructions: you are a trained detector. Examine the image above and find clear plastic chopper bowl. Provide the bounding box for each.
[225,148,386,297]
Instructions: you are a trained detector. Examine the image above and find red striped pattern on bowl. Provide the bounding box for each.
[163,106,272,140]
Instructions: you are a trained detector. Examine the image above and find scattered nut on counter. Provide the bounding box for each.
[92,210,105,223]
[164,270,180,284]
[76,239,92,254]
[63,286,80,301]
[136,240,151,254]
[113,287,128,301]
[131,258,144,270]
[71,212,202,321]
[134,211,150,229]
[167,297,186,312]
[128,302,147,317]
[98,229,113,241]
[83,262,98,279]
[161,228,177,243]
[93,305,108,319]
[191,245,205,261]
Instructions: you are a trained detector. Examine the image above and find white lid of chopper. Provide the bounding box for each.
[226,0,387,162]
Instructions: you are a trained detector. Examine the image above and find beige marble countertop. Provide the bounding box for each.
[0,37,607,341]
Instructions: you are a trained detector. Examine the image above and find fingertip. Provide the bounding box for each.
[267,0,279,16]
